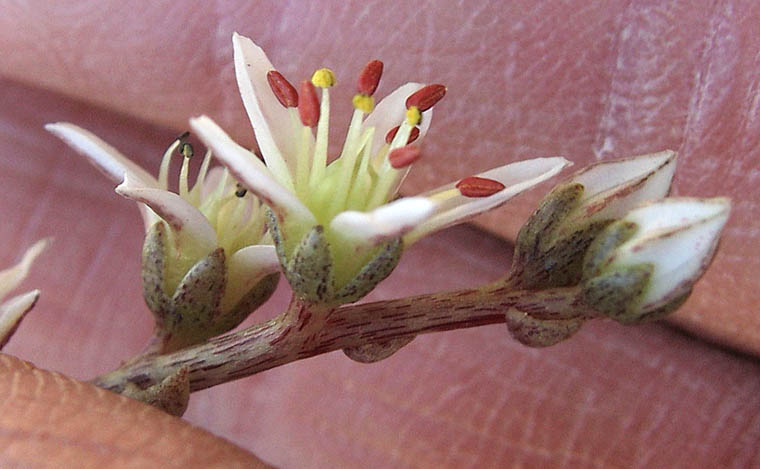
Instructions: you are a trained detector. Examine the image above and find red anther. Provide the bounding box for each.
[388,145,422,169]
[298,80,320,127]
[385,126,421,144]
[407,127,420,144]
[405,84,446,111]
[456,177,506,197]
[267,71,298,108]
[357,60,384,96]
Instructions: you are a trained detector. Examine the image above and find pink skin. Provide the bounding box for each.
[1,2,759,466]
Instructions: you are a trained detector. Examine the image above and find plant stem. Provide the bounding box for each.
[93,281,585,393]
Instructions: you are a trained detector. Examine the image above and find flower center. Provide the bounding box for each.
[265,63,448,227]
[158,135,267,259]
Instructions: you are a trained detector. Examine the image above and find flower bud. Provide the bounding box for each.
[142,222,279,352]
[512,151,676,289]
[581,197,730,324]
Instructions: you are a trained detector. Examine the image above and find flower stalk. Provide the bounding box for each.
[93,281,590,393]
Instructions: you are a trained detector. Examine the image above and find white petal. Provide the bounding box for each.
[190,116,315,225]
[614,197,731,308]
[572,151,675,199]
[330,197,435,247]
[0,290,39,349]
[233,32,296,189]
[0,239,50,300]
[406,157,570,243]
[46,122,162,227]
[363,83,432,158]
[46,122,159,187]
[570,150,676,223]
[116,174,217,252]
[222,245,281,312]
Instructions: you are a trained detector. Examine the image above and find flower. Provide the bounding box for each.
[512,150,676,289]
[0,239,49,349]
[46,124,279,350]
[190,33,569,304]
[582,197,731,324]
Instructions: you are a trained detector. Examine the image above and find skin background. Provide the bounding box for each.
[1,1,758,467]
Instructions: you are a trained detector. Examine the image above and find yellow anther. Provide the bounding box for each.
[406,106,421,126]
[311,68,336,88]
[352,94,375,113]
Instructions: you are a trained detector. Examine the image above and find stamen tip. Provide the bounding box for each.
[456,177,505,198]
[179,142,194,159]
[267,70,299,108]
[311,68,336,88]
[385,126,420,145]
[357,59,384,96]
[406,107,421,126]
[353,94,375,113]
[299,80,320,127]
[388,145,422,169]
[405,84,447,111]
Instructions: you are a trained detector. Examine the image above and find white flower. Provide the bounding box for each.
[190,33,569,303]
[0,239,49,349]
[582,197,731,323]
[46,124,280,349]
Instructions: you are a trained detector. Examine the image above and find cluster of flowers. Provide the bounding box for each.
[0,33,726,352]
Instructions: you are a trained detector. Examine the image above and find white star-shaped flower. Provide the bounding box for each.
[190,33,569,303]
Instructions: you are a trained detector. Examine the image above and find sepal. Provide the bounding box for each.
[343,336,414,363]
[505,310,584,347]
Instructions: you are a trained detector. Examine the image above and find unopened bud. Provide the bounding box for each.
[512,151,677,290]
[581,197,730,323]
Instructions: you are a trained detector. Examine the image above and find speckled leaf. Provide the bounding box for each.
[582,220,639,280]
[335,238,403,304]
[517,220,611,290]
[166,248,226,350]
[343,336,415,363]
[286,226,334,303]
[141,222,171,324]
[514,183,584,265]
[265,208,288,268]
[505,310,584,347]
[581,263,653,324]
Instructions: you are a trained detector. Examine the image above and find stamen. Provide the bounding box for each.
[385,126,420,145]
[456,177,506,197]
[388,145,422,169]
[159,137,181,190]
[179,154,190,198]
[267,70,299,108]
[406,107,421,126]
[309,86,331,188]
[188,149,213,206]
[357,60,383,96]
[235,183,248,198]
[311,68,336,88]
[352,94,375,113]
[179,142,194,159]
[405,84,447,111]
[299,80,320,127]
